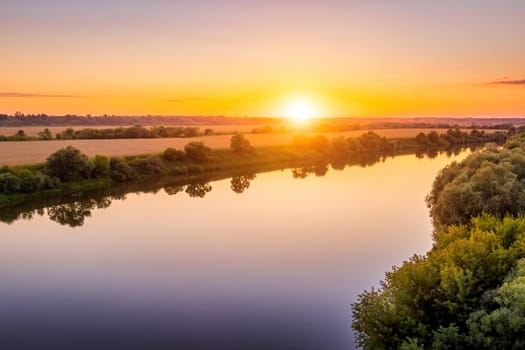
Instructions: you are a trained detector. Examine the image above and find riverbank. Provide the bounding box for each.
[0,128,505,166]
[0,129,509,209]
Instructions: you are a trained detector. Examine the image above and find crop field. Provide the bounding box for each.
[0,128,497,166]
[0,124,278,137]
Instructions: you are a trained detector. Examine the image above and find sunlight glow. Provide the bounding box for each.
[282,97,318,124]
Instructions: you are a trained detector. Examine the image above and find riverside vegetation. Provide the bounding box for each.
[0,129,508,209]
[352,133,525,349]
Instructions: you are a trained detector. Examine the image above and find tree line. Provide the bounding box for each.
[0,130,515,227]
[352,133,525,349]
[0,134,253,200]
[0,130,511,207]
[0,126,216,141]
[0,113,275,127]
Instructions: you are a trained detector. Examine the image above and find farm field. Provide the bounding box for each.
[0,128,495,166]
[0,124,280,137]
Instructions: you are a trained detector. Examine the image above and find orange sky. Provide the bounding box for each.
[1,1,524,117]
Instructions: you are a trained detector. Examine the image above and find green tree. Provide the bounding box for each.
[0,173,21,194]
[184,141,211,162]
[46,146,91,181]
[38,128,53,140]
[230,133,252,154]
[109,157,136,182]
[91,154,110,178]
[352,215,525,350]
[163,147,185,161]
[427,146,525,230]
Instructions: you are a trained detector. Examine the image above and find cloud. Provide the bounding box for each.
[0,92,81,98]
[489,79,525,85]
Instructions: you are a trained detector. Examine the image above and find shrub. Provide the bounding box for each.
[331,136,349,155]
[310,135,330,152]
[230,133,252,154]
[0,173,21,194]
[109,158,136,182]
[91,155,110,178]
[46,146,91,182]
[38,128,53,140]
[184,142,211,162]
[163,147,185,161]
[131,156,163,176]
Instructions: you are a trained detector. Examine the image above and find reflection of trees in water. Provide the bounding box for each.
[291,162,329,179]
[164,185,185,196]
[47,197,112,227]
[185,182,212,198]
[230,174,256,194]
[164,182,213,198]
[1,145,479,227]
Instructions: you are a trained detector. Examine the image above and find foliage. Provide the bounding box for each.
[427,143,525,230]
[57,125,203,140]
[91,155,110,178]
[46,146,92,181]
[163,147,185,161]
[38,128,53,140]
[130,156,164,176]
[109,157,136,182]
[352,215,525,349]
[0,173,21,193]
[184,141,211,162]
[230,133,252,153]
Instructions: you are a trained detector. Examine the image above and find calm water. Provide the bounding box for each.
[0,151,468,349]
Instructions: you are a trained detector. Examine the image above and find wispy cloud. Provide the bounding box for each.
[489,79,525,86]
[0,92,81,98]
[164,97,206,103]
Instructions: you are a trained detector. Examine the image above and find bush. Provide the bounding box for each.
[230,133,252,154]
[310,135,330,152]
[331,136,349,155]
[163,147,185,161]
[352,215,525,349]
[185,142,211,162]
[0,173,21,194]
[15,168,38,192]
[131,156,163,176]
[91,155,110,178]
[46,146,92,182]
[109,158,136,182]
[38,128,53,140]
[427,146,525,230]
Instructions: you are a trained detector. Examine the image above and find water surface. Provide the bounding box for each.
[0,151,468,349]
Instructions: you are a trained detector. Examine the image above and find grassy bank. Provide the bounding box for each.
[0,129,509,209]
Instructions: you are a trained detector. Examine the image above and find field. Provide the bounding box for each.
[0,128,495,166]
[0,124,278,137]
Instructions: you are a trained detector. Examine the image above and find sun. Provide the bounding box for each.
[282,97,318,124]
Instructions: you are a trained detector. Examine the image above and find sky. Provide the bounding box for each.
[1,0,524,117]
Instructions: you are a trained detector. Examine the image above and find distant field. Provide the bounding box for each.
[0,124,276,137]
[0,128,499,166]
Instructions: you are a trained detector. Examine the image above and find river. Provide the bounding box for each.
[0,150,469,349]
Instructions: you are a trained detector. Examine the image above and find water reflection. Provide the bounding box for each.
[0,146,476,228]
[0,147,479,350]
[231,174,256,194]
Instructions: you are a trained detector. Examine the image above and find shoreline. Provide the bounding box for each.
[0,129,509,209]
